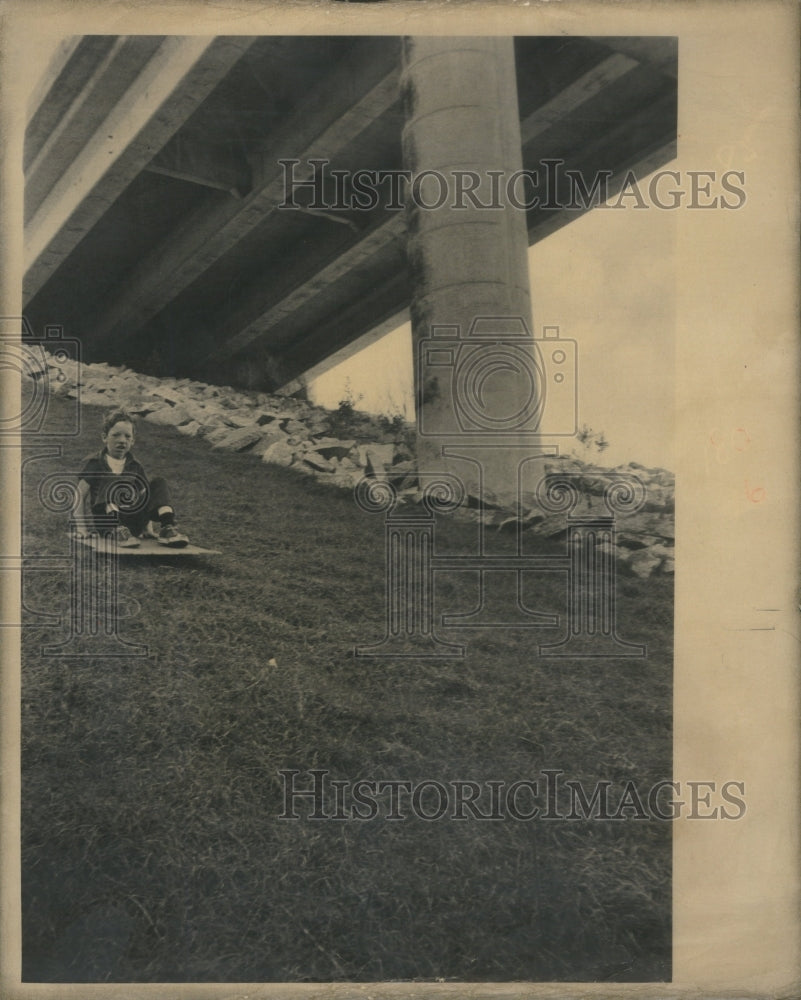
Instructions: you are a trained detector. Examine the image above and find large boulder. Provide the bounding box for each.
[146,387,184,406]
[221,410,262,429]
[358,443,396,477]
[283,418,309,436]
[252,429,289,456]
[144,405,191,427]
[204,424,236,446]
[176,420,203,437]
[302,452,335,473]
[253,411,282,427]
[627,547,667,579]
[261,440,295,467]
[307,438,356,461]
[118,397,160,417]
[211,427,264,452]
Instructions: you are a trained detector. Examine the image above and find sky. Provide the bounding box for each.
[309,187,676,471]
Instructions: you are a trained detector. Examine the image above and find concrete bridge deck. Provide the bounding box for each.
[23,34,677,391]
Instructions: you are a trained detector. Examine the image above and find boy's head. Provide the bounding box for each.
[101,409,135,458]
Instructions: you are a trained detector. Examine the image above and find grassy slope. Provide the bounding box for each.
[20,396,673,983]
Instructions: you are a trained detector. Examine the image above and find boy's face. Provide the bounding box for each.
[102,420,134,458]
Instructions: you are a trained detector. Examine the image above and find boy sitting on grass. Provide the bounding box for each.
[72,407,189,548]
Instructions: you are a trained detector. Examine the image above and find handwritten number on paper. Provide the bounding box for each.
[745,480,767,504]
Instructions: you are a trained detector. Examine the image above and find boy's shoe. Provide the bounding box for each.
[113,525,140,548]
[158,524,189,548]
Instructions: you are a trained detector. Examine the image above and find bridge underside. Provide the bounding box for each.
[23,35,677,392]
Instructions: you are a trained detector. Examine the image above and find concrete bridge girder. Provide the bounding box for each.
[22,34,677,405]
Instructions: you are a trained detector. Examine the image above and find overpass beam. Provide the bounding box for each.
[86,38,400,355]
[401,36,545,505]
[23,35,256,304]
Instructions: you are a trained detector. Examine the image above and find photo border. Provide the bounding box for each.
[1,0,799,996]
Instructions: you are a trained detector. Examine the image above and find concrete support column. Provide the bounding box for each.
[401,35,542,502]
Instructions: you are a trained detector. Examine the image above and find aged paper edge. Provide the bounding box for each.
[1,1,799,997]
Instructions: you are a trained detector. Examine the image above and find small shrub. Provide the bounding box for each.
[572,424,610,462]
[327,380,364,438]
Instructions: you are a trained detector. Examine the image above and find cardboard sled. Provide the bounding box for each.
[76,535,221,557]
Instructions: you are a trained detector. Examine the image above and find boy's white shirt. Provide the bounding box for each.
[104,453,126,475]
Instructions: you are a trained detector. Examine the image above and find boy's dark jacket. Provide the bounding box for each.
[79,448,150,508]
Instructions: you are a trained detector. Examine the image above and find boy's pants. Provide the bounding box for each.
[91,476,173,535]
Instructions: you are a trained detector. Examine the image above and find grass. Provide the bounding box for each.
[20,394,673,983]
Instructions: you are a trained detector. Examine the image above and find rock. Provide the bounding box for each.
[389,459,416,476]
[176,420,202,437]
[144,406,191,427]
[307,420,331,436]
[52,379,78,399]
[627,548,665,579]
[596,540,627,562]
[222,410,261,429]
[80,390,115,407]
[180,400,218,424]
[147,387,183,406]
[204,425,236,446]
[261,440,295,467]
[645,542,674,561]
[615,534,651,552]
[307,437,356,460]
[261,409,297,422]
[212,427,263,452]
[393,446,415,464]
[195,416,230,437]
[520,511,545,530]
[302,452,335,473]
[532,515,570,540]
[617,511,674,541]
[252,429,289,455]
[254,411,281,426]
[360,443,395,477]
[642,485,675,513]
[116,397,159,416]
[543,457,584,477]
[397,487,424,504]
[661,558,675,574]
